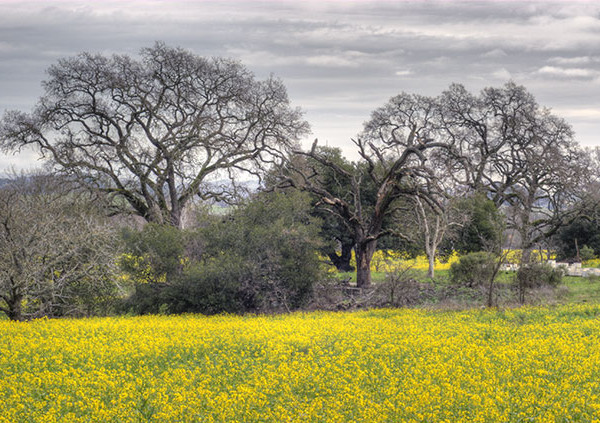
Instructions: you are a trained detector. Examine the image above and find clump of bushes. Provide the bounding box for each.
[376,270,436,307]
[449,252,497,288]
[121,191,327,315]
[515,263,563,303]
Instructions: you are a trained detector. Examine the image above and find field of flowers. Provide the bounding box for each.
[2,306,600,422]
[341,249,600,274]
[361,250,461,273]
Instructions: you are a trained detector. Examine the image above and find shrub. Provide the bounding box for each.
[122,191,326,315]
[165,254,252,315]
[450,252,497,288]
[376,270,436,307]
[121,282,167,315]
[580,245,596,262]
[120,223,187,284]
[515,263,563,303]
[516,263,563,289]
[192,191,324,312]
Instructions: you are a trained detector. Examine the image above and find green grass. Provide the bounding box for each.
[561,276,600,304]
[338,269,515,285]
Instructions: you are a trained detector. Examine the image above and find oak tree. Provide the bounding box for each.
[0,43,308,227]
[279,93,447,288]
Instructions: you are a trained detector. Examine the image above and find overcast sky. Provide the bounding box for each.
[2,0,600,171]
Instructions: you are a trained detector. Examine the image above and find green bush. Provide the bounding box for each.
[122,191,327,315]
[192,191,324,312]
[120,223,186,284]
[515,263,563,303]
[450,252,497,287]
[121,282,167,315]
[580,245,596,262]
[448,193,504,254]
[165,254,251,315]
[515,263,563,289]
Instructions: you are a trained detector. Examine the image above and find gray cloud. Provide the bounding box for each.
[2,0,600,171]
[537,66,600,79]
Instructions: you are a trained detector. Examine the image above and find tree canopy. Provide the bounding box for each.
[0,43,308,227]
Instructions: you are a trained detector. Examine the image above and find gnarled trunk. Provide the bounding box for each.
[327,242,355,272]
[355,240,377,288]
[4,290,24,321]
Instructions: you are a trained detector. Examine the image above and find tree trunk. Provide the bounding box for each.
[521,246,533,265]
[170,207,182,228]
[427,253,435,279]
[6,291,23,321]
[327,242,355,272]
[486,258,503,308]
[355,241,376,288]
[518,236,533,304]
[487,278,495,308]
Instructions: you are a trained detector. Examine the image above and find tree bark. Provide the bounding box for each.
[355,240,377,288]
[6,291,23,321]
[327,242,355,272]
[427,253,435,279]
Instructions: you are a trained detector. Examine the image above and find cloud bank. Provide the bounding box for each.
[1,0,600,169]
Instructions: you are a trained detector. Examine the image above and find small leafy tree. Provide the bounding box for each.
[450,252,498,288]
[555,192,600,260]
[580,245,596,261]
[450,193,504,254]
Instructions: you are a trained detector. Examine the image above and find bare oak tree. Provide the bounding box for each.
[503,126,584,263]
[0,43,308,227]
[436,82,585,264]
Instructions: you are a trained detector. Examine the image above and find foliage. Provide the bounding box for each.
[580,245,596,261]
[305,147,358,271]
[122,191,326,315]
[4,306,600,421]
[120,224,187,284]
[554,199,600,259]
[165,254,252,315]
[449,252,498,287]
[193,191,325,312]
[449,193,504,254]
[518,264,563,288]
[515,263,563,303]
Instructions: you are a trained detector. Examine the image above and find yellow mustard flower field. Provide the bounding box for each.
[2,306,600,422]
[342,249,571,274]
